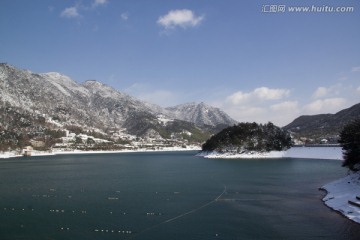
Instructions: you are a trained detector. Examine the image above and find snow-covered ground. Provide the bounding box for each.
[0,145,201,159]
[284,146,342,160]
[321,172,360,224]
[198,146,342,160]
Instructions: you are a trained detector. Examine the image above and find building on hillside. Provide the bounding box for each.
[321,139,329,144]
[22,146,33,157]
[30,139,45,148]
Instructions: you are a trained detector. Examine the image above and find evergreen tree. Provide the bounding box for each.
[339,119,360,171]
[202,122,292,153]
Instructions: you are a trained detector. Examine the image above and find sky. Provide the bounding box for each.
[1,0,359,126]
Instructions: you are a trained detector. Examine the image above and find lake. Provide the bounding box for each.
[1,151,360,239]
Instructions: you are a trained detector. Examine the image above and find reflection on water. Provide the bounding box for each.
[0,151,360,240]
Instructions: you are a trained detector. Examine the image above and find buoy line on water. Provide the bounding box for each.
[129,185,227,239]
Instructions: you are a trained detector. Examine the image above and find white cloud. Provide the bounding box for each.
[312,87,328,99]
[218,87,293,126]
[223,105,267,122]
[352,66,360,72]
[226,91,251,105]
[93,0,107,7]
[216,83,359,126]
[61,6,80,18]
[311,84,352,100]
[270,101,299,112]
[121,12,129,21]
[303,98,347,114]
[61,1,107,20]
[253,87,290,100]
[157,9,204,30]
[269,101,301,126]
[226,87,290,105]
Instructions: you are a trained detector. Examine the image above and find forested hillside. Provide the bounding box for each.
[202,122,292,153]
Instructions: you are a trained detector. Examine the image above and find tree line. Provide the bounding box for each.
[202,122,292,153]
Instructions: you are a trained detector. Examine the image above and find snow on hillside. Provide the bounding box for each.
[165,102,237,126]
[0,63,236,137]
[197,150,286,159]
[157,115,174,125]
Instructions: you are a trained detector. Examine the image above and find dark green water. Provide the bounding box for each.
[1,151,360,240]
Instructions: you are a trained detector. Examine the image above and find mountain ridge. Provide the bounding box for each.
[283,103,360,143]
[0,63,236,149]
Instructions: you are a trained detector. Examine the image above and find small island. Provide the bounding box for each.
[198,122,292,158]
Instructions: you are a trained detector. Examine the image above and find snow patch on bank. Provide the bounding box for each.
[0,146,201,159]
[198,146,342,160]
[321,172,360,224]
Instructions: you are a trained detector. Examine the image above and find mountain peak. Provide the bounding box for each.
[0,63,236,137]
[40,72,76,84]
[83,79,102,86]
[165,102,237,126]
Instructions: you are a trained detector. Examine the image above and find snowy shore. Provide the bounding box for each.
[197,146,343,160]
[321,172,360,224]
[0,145,201,159]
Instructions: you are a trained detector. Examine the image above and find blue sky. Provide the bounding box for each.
[1,0,359,126]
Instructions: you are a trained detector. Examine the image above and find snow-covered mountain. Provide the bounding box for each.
[0,63,236,137]
[165,102,237,127]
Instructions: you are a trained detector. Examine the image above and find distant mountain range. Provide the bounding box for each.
[283,103,360,143]
[1,63,359,148]
[0,63,236,146]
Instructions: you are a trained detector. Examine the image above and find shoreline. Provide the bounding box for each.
[196,146,343,160]
[0,146,201,159]
[1,146,342,160]
[321,171,360,224]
